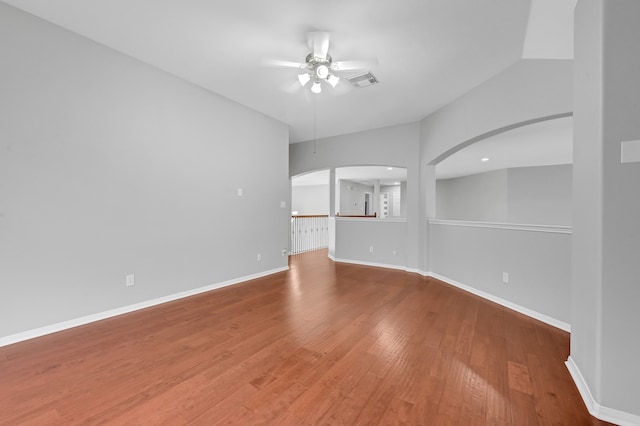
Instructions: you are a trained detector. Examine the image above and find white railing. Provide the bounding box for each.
[291,215,329,254]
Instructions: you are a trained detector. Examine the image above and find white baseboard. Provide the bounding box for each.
[406,268,430,277]
[325,258,570,333]
[565,356,640,426]
[0,266,289,348]
[331,257,410,272]
[428,273,571,333]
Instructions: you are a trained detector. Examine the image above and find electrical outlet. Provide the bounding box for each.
[257,253,262,261]
[126,274,135,287]
[282,249,288,256]
[502,272,509,283]
[369,246,374,253]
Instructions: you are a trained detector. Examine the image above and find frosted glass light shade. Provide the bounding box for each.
[327,74,340,87]
[298,73,311,86]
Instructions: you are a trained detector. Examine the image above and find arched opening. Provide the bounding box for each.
[434,115,572,225]
[290,169,331,255]
[427,114,574,331]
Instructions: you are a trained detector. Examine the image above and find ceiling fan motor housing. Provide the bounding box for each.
[305,53,333,80]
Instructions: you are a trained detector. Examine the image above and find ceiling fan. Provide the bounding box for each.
[264,31,376,94]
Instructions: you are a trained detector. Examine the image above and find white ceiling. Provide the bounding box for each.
[2,0,574,145]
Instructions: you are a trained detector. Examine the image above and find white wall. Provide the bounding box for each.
[291,185,329,215]
[0,3,290,340]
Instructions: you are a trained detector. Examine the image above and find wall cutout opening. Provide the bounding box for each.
[335,166,407,218]
[434,116,573,226]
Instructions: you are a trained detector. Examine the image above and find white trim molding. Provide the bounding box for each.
[330,256,429,276]
[0,266,289,348]
[331,257,408,272]
[429,272,571,332]
[336,217,407,223]
[327,258,570,332]
[429,219,572,234]
[565,356,640,426]
[405,267,430,277]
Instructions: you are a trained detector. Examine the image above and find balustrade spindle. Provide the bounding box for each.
[291,215,329,254]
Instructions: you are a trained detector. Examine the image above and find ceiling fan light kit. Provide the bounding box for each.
[267,31,374,95]
[298,52,341,94]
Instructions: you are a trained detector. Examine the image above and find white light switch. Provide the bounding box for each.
[621,140,640,163]
[237,188,243,197]
[280,201,286,208]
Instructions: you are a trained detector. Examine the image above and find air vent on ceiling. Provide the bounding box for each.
[346,71,379,88]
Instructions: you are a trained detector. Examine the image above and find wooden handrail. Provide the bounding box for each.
[335,213,377,218]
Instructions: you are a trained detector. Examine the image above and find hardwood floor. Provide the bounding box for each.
[0,250,611,425]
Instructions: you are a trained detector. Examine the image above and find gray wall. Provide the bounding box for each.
[572,0,640,417]
[334,219,407,268]
[436,164,572,225]
[0,3,290,339]
[420,59,574,274]
[291,185,329,215]
[421,61,575,342]
[419,37,638,419]
[508,164,572,225]
[338,180,373,216]
[430,223,571,326]
[290,122,422,270]
[436,169,508,222]
[421,60,574,166]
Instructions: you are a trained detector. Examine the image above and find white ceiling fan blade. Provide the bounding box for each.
[280,80,303,94]
[332,58,378,71]
[261,59,306,69]
[308,31,330,60]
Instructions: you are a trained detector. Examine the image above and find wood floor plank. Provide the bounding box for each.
[0,249,612,425]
